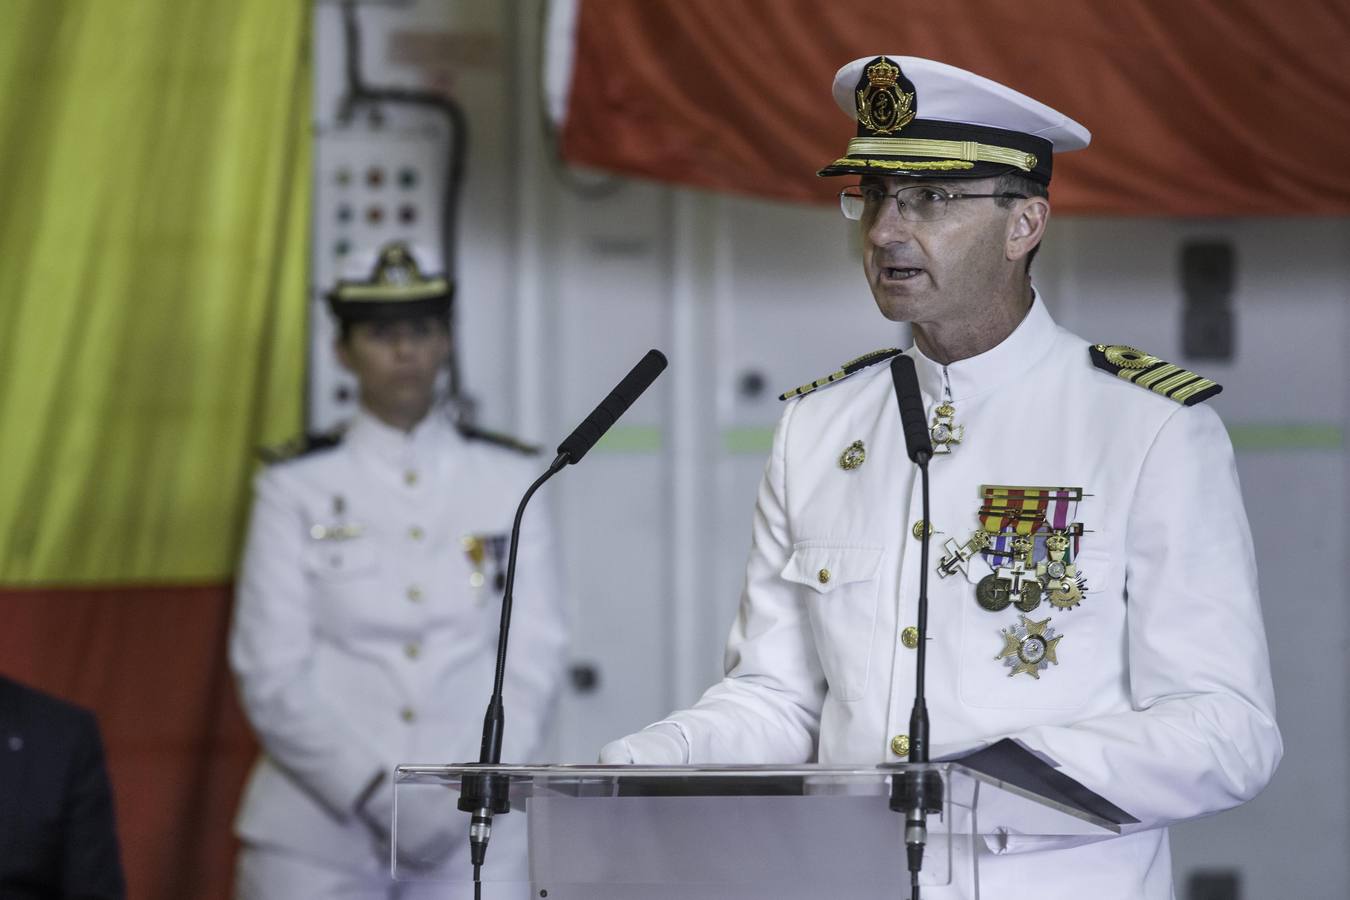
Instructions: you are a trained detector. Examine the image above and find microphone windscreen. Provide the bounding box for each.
[557,349,668,464]
[890,354,933,464]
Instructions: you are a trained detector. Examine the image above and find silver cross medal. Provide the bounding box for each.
[938,530,990,578]
[996,559,1043,612]
[929,401,964,453]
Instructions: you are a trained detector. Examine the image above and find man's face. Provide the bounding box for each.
[336,316,450,427]
[858,175,1018,327]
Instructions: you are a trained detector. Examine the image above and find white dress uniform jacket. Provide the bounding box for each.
[609,298,1281,898]
[231,409,566,878]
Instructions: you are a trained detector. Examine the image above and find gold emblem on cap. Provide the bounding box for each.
[856,58,915,135]
[839,440,866,470]
[332,241,450,303]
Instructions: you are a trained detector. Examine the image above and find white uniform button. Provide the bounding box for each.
[469,572,485,589]
[409,526,424,541]
[911,520,932,540]
[404,470,418,486]
[817,569,831,584]
[901,626,920,649]
[404,642,420,660]
[890,734,910,757]
[400,707,416,724]
[406,585,423,602]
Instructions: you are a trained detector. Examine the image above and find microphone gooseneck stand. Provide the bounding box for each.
[458,453,566,889]
[888,355,944,900]
[455,350,668,896]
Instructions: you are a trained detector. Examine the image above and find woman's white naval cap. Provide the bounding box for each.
[326,241,452,324]
[818,55,1091,185]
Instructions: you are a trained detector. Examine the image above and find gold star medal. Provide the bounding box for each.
[839,440,866,470]
[996,615,1062,678]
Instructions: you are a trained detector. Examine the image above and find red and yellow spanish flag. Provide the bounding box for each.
[550,0,1350,215]
[0,3,310,897]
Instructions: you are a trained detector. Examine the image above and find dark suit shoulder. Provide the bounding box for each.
[0,676,125,900]
[0,675,92,735]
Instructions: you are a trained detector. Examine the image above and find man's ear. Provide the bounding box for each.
[1006,196,1050,264]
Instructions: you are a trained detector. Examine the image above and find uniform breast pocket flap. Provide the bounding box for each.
[781,543,883,595]
[304,537,378,579]
[781,543,884,703]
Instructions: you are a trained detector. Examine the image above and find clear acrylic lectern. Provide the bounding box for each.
[391,743,1133,899]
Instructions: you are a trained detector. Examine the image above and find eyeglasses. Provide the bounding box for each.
[839,185,1029,222]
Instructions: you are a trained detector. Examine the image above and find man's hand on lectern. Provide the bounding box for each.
[598,723,688,765]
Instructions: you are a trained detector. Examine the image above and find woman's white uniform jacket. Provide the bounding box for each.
[624,298,1281,898]
[230,409,566,874]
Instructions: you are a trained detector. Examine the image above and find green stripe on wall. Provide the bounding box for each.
[593,426,665,453]
[717,423,1344,456]
[595,423,1345,456]
[723,427,777,455]
[1227,423,1343,451]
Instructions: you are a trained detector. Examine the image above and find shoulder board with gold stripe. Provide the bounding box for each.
[258,429,344,464]
[1089,344,1222,406]
[457,422,541,455]
[779,348,903,401]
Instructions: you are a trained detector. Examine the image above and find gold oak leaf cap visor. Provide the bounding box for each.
[818,56,1091,185]
[326,241,454,324]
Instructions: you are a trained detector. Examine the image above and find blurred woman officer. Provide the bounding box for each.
[230,243,566,899]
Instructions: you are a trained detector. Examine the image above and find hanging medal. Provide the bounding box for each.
[974,490,1048,614]
[1028,487,1090,610]
[462,535,488,589]
[938,529,990,578]
[929,370,964,454]
[1002,535,1043,612]
[1037,530,1088,610]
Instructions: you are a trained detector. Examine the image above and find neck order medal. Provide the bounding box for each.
[929,401,963,453]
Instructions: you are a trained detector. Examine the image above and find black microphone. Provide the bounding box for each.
[556,349,668,465]
[888,353,942,900]
[459,349,669,887]
[890,354,933,465]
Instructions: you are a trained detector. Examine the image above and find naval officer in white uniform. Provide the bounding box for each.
[601,56,1281,898]
[231,243,566,898]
